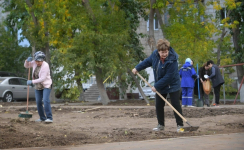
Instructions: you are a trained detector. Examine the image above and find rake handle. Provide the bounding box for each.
[136,72,188,123]
[27,64,30,111]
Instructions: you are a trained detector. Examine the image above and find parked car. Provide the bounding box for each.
[0,77,35,102]
[139,81,171,100]
[139,81,156,99]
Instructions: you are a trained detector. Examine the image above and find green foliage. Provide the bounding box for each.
[61,87,80,100]
[2,0,51,51]
[49,0,131,100]
[229,0,244,64]
[162,1,216,66]
[115,0,149,89]
[222,72,236,93]
[207,0,244,90]
[49,0,149,100]
[207,0,244,66]
[0,23,31,77]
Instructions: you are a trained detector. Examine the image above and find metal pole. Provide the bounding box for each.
[234,76,244,104]
[197,64,200,100]
[222,68,225,104]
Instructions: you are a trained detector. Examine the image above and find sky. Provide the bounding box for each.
[18,29,30,47]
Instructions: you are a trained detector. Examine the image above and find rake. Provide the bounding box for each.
[19,63,33,119]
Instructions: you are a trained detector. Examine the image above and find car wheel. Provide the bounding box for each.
[3,92,13,102]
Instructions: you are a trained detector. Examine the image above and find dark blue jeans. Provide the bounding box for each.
[35,88,53,121]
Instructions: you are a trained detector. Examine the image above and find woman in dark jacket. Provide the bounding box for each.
[198,63,211,107]
[206,60,225,107]
[132,39,184,132]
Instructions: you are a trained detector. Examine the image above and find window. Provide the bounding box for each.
[154,17,159,30]
[200,15,204,22]
[220,8,226,20]
[9,78,20,85]
[19,79,27,85]
[219,7,227,26]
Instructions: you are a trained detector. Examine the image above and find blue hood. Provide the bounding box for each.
[183,62,191,68]
[179,62,197,88]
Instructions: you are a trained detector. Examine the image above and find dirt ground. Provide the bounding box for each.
[0,100,244,149]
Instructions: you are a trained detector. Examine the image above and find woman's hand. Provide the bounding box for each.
[27,80,32,85]
[132,68,138,74]
[151,87,156,92]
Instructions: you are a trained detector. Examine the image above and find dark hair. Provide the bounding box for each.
[207,60,214,66]
[202,62,207,67]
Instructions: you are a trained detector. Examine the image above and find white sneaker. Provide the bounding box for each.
[187,105,195,107]
[182,105,186,107]
[177,125,184,133]
[35,119,44,122]
[44,119,53,123]
[153,124,164,131]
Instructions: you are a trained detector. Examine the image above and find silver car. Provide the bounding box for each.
[139,81,156,99]
[139,81,170,100]
[0,77,35,102]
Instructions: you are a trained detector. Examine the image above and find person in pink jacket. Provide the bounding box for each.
[24,51,53,123]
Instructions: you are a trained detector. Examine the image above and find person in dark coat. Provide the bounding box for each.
[132,38,184,132]
[179,58,197,107]
[206,60,225,107]
[198,63,211,107]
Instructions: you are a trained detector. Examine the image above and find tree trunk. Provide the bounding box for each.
[118,74,127,100]
[216,27,227,66]
[127,68,149,104]
[217,10,231,65]
[232,24,244,103]
[155,9,165,38]
[83,0,108,104]
[147,0,156,52]
[76,79,86,102]
[75,69,86,101]
[82,0,97,26]
[26,0,38,26]
[95,67,110,105]
[215,26,226,103]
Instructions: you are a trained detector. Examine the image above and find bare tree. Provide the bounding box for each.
[147,0,157,52]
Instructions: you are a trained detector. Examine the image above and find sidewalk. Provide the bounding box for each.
[7,133,244,150]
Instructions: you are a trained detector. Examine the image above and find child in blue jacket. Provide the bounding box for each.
[179,58,197,107]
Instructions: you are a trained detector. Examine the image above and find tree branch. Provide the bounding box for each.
[25,0,38,26]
